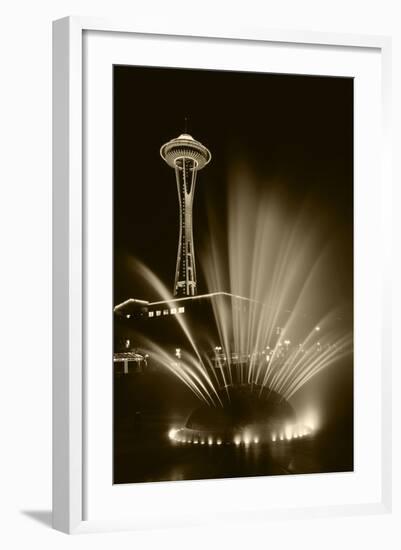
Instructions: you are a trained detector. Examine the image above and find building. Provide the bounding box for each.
[160,133,211,297]
[114,291,292,387]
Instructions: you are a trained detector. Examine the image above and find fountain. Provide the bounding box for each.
[114,168,352,446]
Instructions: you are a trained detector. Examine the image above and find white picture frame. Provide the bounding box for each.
[52,16,392,534]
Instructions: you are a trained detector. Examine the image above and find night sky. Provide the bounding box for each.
[113,65,353,304]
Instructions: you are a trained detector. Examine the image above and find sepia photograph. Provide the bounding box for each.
[112,65,354,484]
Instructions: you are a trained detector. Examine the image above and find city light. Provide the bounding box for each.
[300,409,320,431]
[166,424,315,449]
[167,423,315,448]
[285,425,293,441]
[168,428,179,441]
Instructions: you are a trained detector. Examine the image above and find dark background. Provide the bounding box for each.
[113,65,353,304]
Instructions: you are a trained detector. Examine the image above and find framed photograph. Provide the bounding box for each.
[52,17,392,533]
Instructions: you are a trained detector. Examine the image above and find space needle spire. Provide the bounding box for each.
[160,129,211,297]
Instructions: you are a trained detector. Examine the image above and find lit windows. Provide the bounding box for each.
[148,306,184,316]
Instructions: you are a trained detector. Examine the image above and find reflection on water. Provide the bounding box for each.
[113,371,353,484]
[114,419,352,484]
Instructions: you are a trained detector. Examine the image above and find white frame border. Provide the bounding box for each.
[52,16,392,534]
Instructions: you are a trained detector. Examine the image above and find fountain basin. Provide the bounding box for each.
[168,385,310,446]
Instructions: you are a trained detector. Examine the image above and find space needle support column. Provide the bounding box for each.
[161,133,211,297]
[174,159,197,296]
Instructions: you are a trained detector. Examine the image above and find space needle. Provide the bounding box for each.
[160,131,211,297]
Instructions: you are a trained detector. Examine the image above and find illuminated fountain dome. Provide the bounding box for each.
[170,385,304,446]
